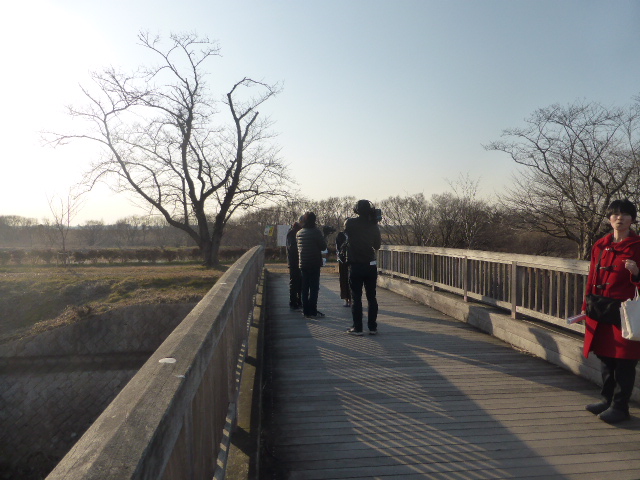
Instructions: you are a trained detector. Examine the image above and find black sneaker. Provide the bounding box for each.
[346,328,363,336]
[369,330,378,336]
[314,311,325,318]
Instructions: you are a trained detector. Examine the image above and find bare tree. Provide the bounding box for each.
[379,194,434,246]
[0,216,38,247]
[46,193,82,259]
[485,100,640,259]
[80,220,105,247]
[48,32,290,266]
[307,196,357,232]
[447,174,494,249]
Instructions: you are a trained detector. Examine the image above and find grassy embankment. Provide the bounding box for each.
[0,263,226,344]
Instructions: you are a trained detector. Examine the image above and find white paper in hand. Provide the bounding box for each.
[567,313,586,325]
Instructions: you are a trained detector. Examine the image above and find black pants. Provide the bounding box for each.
[288,266,301,308]
[348,263,378,332]
[597,355,638,413]
[300,267,321,316]
[338,261,351,301]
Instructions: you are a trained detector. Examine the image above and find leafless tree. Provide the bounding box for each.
[0,216,38,247]
[485,100,640,259]
[379,194,434,246]
[114,215,150,246]
[80,220,105,247]
[48,32,290,266]
[447,174,494,249]
[46,193,83,259]
[307,196,357,232]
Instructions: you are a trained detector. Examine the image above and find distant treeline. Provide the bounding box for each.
[0,188,581,263]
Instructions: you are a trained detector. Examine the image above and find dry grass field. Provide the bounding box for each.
[0,263,226,344]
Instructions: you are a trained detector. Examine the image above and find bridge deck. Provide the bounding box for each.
[261,268,640,480]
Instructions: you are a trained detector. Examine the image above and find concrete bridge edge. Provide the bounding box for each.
[225,267,266,480]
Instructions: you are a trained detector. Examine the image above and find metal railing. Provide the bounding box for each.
[378,245,589,333]
[47,245,265,480]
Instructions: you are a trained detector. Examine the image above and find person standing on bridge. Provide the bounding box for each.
[286,216,304,310]
[344,199,382,336]
[583,199,640,424]
[296,212,327,319]
[336,230,352,307]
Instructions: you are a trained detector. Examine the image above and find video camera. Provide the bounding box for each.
[354,200,382,223]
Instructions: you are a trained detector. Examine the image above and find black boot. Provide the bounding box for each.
[593,356,637,424]
[587,356,616,415]
[611,358,637,414]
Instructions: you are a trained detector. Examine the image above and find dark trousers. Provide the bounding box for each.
[301,267,321,316]
[338,262,351,301]
[597,355,638,413]
[288,266,302,308]
[349,263,378,332]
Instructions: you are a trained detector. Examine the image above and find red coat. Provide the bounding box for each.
[583,231,640,359]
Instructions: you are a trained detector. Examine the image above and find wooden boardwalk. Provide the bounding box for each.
[261,268,640,480]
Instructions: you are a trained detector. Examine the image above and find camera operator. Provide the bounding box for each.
[344,199,382,336]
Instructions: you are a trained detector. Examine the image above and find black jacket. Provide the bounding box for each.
[286,225,301,267]
[344,216,381,264]
[296,227,327,269]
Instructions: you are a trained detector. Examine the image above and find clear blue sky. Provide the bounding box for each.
[1,0,639,223]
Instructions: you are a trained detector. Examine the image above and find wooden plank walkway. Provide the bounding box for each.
[261,268,640,480]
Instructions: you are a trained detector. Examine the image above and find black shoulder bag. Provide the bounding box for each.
[585,247,622,326]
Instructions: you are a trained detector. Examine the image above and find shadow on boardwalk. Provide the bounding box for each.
[260,268,640,480]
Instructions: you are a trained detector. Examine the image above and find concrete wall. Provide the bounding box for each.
[377,276,640,401]
[0,304,193,479]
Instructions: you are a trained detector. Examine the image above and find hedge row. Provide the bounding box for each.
[0,246,291,266]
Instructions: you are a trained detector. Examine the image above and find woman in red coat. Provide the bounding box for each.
[583,199,640,424]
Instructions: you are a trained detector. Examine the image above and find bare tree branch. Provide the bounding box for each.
[45,31,290,265]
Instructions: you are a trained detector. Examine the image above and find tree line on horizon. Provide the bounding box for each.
[0,183,578,261]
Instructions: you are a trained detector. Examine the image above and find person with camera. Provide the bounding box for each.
[583,199,640,424]
[344,199,382,336]
[296,212,328,319]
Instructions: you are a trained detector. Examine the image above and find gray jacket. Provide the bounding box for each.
[296,227,327,269]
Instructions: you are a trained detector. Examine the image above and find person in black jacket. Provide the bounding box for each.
[286,217,303,310]
[296,212,328,318]
[344,200,382,335]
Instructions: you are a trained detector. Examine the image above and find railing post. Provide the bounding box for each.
[391,250,395,279]
[463,256,468,302]
[431,253,436,291]
[409,252,413,284]
[511,260,518,319]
